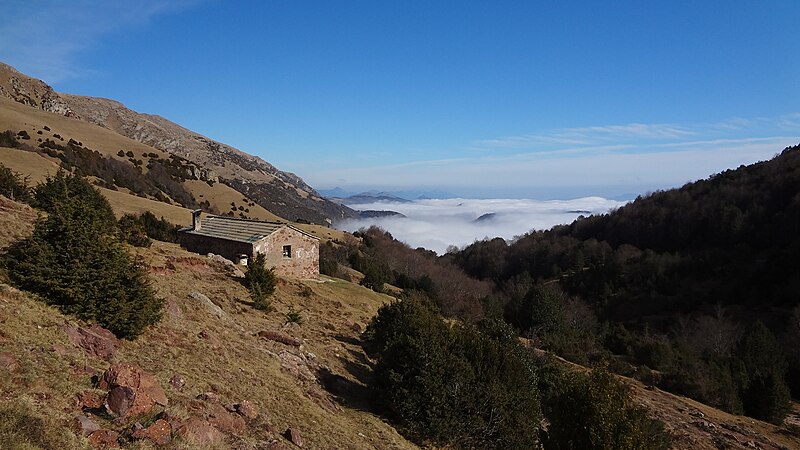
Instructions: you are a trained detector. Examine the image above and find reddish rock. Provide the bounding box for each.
[104,386,135,418]
[74,414,100,436]
[173,418,224,446]
[345,319,362,333]
[51,343,69,356]
[99,363,168,419]
[164,298,184,319]
[257,330,302,347]
[0,352,18,372]
[208,404,246,435]
[168,373,186,390]
[197,391,221,403]
[132,418,171,445]
[63,324,119,361]
[78,390,105,409]
[285,427,304,447]
[235,399,259,420]
[88,429,120,448]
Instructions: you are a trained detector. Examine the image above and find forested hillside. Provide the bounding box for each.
[447,144,800,423]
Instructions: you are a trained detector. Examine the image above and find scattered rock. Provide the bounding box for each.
[74,414,100,436]
[77,390,105,409]
[257,330,302,347]
[189,292,226,318]
[99,362,168,419]
[132,418,171,445]
[62,324,119,361]
[197,329,221,346]
[345,319,362,333]
[285,427,304,447]
[208,404,246,435]
[0,352,18,372]
[266,440,291,450]
[278,350,317,383]
[173,417,224,446]
[234,399,259,420]
[168,373,186,390]
[197,391,221,403]
[88,429,120,448]
[104,386,135,418]
[207,253,246,278]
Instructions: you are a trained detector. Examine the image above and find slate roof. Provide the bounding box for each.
[179,215,319,243]
[179,216,284,243]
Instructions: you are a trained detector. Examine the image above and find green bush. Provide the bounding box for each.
[245,253,276,311]
[3,171,162,339]
[365,295,542,449]
[545,367,671,450]
[118,213,152,247]
[732,321,791,424]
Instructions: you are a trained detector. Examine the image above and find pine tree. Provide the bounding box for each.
[245,252,276,311]
[3,171,162,339]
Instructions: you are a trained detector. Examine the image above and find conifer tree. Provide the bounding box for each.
[3,171,162,339]
[245,252,276,311]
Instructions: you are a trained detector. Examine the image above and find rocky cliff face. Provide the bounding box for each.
[0,62,356,224]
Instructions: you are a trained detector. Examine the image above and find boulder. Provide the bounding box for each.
[257,330,302,347]
[197,391,221,403]
[62,324,119,361]
[100,363,167,419]
[74,415,100,436]
[173,417,224,446]
[131,418,171,445]
[285,427,304,447]
[168,373,186,390]
[88,429,120,448]
[77,390,105,409]
[104,386,135,418]
[189,292,226,318]
[208,404,246,435]
[235,399,259,420]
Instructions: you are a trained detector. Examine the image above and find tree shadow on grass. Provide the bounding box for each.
[317,344,381,413]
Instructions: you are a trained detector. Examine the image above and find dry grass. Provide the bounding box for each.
[0,192,415,449]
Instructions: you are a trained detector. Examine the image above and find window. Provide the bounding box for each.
[282,245,292,258]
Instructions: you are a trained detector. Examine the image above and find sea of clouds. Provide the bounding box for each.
[336,197,627,254]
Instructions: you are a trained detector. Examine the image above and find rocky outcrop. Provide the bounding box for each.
[99,363,168,419]
[62,324,119,361]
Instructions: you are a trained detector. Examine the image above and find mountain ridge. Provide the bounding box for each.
[0,62,356,225]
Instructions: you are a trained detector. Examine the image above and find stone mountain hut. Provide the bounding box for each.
[178,210,320,278]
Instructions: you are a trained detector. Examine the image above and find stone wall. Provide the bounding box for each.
[253,227,319,279]
[179,225,320,279]
[178,232,253,264]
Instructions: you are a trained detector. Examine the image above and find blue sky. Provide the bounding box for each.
[1,1,798,198]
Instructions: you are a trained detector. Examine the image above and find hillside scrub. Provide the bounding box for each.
[2,170,162,339]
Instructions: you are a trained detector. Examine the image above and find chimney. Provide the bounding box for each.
[192,209,202,230]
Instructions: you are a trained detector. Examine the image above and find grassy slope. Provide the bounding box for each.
[0,97,350,241]
[0,201,415,449]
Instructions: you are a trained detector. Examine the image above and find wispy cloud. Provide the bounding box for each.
[0,0,202,83]
[476,122,696,149]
